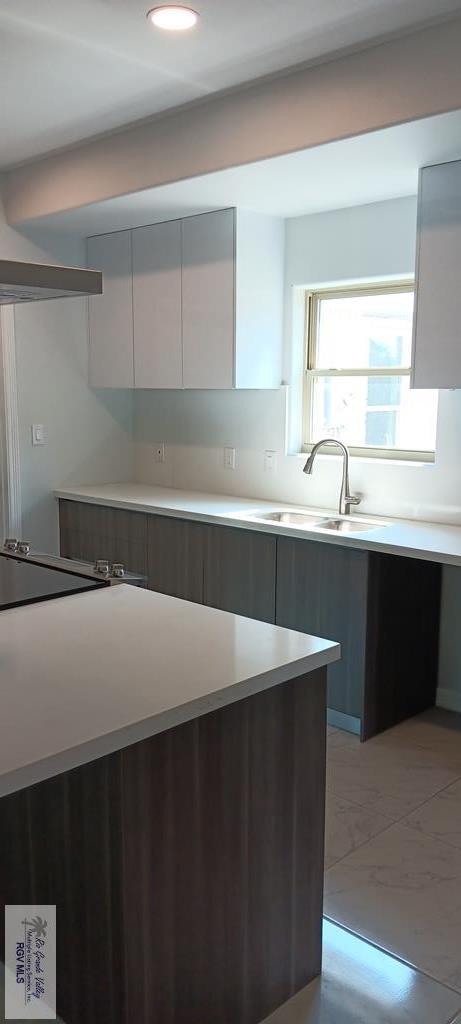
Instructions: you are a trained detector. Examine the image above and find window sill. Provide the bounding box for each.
[291,450,435,467]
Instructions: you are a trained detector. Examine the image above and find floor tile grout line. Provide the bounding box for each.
[394,771,461,850]
[401,771,461,812]
[324,818,397,873]
[325,772,461,872]
[325,781,434,826]
[323,912,461,1004]
[325,784,397,821]
[326,770,461,829]
[325,722,461,1009]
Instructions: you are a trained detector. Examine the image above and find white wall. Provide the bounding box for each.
[0,191,133,552]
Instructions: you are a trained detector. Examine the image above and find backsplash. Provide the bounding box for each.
[133,385,461,527]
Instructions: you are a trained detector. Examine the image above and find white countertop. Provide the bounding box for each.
[55,482,461,568]
[0,584,338,798]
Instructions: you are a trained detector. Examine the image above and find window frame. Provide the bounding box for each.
[302,280,435,463]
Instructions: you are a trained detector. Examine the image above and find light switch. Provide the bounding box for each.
[31,424,47,446]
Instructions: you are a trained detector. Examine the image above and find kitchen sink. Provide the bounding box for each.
[317,518,380,533]
[250,511,326,527]
[246,510,387,533]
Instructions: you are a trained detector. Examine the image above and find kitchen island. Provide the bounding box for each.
[0,584,339,1024]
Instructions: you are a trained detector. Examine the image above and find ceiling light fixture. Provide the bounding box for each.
[147,5,199,30]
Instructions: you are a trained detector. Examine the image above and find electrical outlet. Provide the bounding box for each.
[264,450,277,473]
[224,446,236,470]
[154,443,166,463]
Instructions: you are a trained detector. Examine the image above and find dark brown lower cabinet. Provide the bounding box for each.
[146,516,277,621]
[147,514,205,602]
[204,523,276,622]
[276,538,368,721]
[59,499,147,576]
[58,500,442,739]
[276,536,441,739]
[0,669,327,1024]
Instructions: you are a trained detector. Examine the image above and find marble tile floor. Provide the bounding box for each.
[324,709,461,994]
[262,919,461,1024]
[2,931,460,1024]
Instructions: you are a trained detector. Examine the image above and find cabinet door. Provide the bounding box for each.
[204,524,276,622]
[412,161,461,388]
[182,210,235,389]
[59,500,147,575]
[88,231,134,388]
[132,220,182,389]
[147,516,204,603]
[276,537,368,718]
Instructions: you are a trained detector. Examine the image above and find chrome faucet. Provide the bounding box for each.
[303,439,361,516]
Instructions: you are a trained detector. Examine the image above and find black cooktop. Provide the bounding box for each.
[0,553,107,611]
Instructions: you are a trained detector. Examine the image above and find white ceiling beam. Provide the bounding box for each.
[5,16,461,226]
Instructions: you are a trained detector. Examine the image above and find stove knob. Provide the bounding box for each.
[111,563,125,578]
[18,541,31,555]
[4,538,19,552]
[94,559,110,575]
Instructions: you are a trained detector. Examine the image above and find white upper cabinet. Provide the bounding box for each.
[234,210,284,389]
[182,209,235,389]
[182,209,284,389]
[132,220,182,389]
[87,208,284,390]
[412,160,461,389]
[88,231,134,388]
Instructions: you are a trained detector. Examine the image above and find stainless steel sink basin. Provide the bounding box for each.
[251,511,325,527]
[318,518,379,533]
[246,510,387,533]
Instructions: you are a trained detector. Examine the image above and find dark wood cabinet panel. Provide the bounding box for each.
[276,537,441,738]
[59,499,148,575]
[147,515,205,603]
[0,753,124,1024]
[204,524,276,622]
[0,669,327,1024]
[363,553,441,739]
[121,668,326,1024]
[276,537,368,718]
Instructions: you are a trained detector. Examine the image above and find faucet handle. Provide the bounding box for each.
[346,494,361,507]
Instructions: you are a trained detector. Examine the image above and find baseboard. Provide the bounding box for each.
[327,709,361,735]
[436,688,461,714]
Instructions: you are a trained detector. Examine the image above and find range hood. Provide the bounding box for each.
[0,259,102,304]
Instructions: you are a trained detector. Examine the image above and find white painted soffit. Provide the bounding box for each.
[13,112,461,238]
[2,0,461,171]
[5,16,461,227]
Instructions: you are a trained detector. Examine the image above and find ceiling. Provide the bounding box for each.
[2,0,461,170]
[25,109,461,236]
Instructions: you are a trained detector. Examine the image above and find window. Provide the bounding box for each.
[303,282,438,460]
